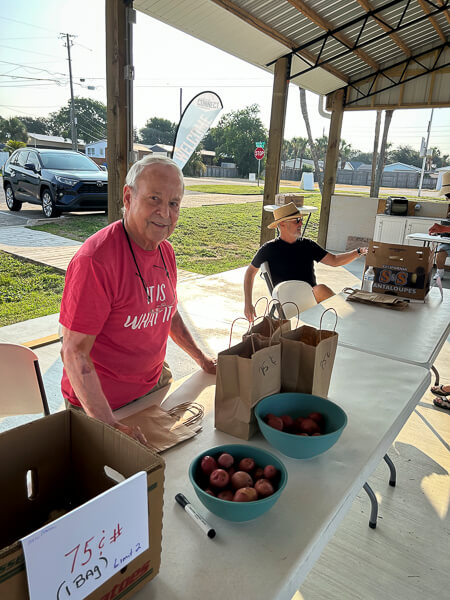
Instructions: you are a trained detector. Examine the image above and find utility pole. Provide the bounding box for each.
[418,109,434,198]
[61,33,78,151]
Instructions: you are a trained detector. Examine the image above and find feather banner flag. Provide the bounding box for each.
[171,91,223,169]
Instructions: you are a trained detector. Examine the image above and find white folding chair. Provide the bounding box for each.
[272,280,317,318]
[0,343,50,418]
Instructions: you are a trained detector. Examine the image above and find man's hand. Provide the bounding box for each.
[244,302,256,323]
[198,354,217,375]
[113,421,148,446]
[359,247,368,256]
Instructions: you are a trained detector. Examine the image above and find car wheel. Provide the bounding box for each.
[41,189,61,218]
[5,185,22,211]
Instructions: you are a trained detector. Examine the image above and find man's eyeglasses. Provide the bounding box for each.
[289,217,303,224]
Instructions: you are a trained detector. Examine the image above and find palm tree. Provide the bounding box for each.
[339,140,353,169]
[5,140,26,154]
[299,88,323,194]
[373,110,394,197]
[291,136,308,172]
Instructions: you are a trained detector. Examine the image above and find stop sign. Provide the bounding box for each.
[254,147,265,160]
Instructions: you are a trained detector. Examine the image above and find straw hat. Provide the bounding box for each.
[440,171,450,196]
[267,202,317,229]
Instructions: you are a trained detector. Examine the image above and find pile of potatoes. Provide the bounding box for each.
[264,411,326,435]
[197,452,281,502]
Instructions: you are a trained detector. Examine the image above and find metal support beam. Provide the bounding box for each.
[106,0,130,223]
[260,56,291,246]
[318,89,344,248]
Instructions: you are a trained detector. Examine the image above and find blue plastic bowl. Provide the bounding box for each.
[254,393,347,459]
[189,444,288,522]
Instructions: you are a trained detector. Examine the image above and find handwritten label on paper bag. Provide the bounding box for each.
[21,472,148,600]
[259,353,278,376]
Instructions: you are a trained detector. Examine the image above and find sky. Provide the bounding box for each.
[1,0,449,157]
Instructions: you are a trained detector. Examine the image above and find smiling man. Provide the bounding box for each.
[60,155,216,444]
[244,202,368,322]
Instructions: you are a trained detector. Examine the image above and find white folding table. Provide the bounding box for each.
[117,348,430,600]
[299,287,450,372]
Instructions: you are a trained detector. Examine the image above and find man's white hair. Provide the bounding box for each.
[125,154,184,190]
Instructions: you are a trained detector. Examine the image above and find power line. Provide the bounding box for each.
[0,44,61,59]
[0,16,59,34]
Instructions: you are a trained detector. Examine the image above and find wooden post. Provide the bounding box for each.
[260,56,291,246]
[317,89,344,248]
[105,0,128,223]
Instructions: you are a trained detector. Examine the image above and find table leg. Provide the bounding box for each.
[383,454,396,487]
[363,482,378,529]
[431,365,440,386]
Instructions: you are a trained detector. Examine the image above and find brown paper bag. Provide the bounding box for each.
[280,308,338,397]
[122,403,203,453]
[244,314,291,341]
[215,334,281,440]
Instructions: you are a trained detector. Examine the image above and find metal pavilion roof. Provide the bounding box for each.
[135,0,449,109]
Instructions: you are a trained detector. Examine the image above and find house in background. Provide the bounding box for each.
[383,162,422,173]
[85,139,152,166]
[27,133,85,151]
[148,144,216,166]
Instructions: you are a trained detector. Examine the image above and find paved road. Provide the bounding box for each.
[0,175,442,227]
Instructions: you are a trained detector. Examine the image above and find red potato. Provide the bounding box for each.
[264,413,278,423]
[217,452,234,469]
[231,470,253,490]
[297,433,309,436]
[201,455,218,476]
[267,415,284,431]
[227,466,236,477]
[239,457,255,473]
[294,417,306,432]
[263,465,278,480]
[312,432,321,436]
[209,468,230,489]
[253,467,264,480]
[308,412,325,429]
[281,414,295,432]
[299,418,321,435]
[254,478,275,498]
[204,488,216,496]
[217,489,234,501]
[233,487,258,502]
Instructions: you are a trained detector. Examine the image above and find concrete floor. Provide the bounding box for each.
[0,253,448,599]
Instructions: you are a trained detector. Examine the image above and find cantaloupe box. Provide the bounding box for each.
[365,241,434,300]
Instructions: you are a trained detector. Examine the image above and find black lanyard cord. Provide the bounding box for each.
[121,219,175,305]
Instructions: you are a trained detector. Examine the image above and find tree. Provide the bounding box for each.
[48,97,107,142]
[139,117,176,145]
[388,145,421,168]
[5,140,26,154]
[373,110,394,197]
[183,147,206,177]
[290,136,308,171]
[0,117,27,142]
[339,139,353,169]
[212,104,267,176]
[20,116,51,136]
[299,88,323,194]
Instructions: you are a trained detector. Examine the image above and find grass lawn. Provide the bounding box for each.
[0,252,65,327]
[185,184,308,195]
[30,192,322,275]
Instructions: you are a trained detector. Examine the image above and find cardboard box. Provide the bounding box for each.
[275,193,304,207]
[365,241,434,300]
[0,410,164,600]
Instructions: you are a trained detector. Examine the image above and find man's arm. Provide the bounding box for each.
[429,223,450,235]
[321,247,368,267]
[244,264,258,322]
[169,310,216,374]
[60,326,147,444]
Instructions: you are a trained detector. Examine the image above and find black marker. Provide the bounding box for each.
[175,493,216,539]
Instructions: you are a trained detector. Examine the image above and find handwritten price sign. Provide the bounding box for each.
[21,472,148,600]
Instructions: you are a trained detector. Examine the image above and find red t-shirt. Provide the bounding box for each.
[60,220,177,410]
